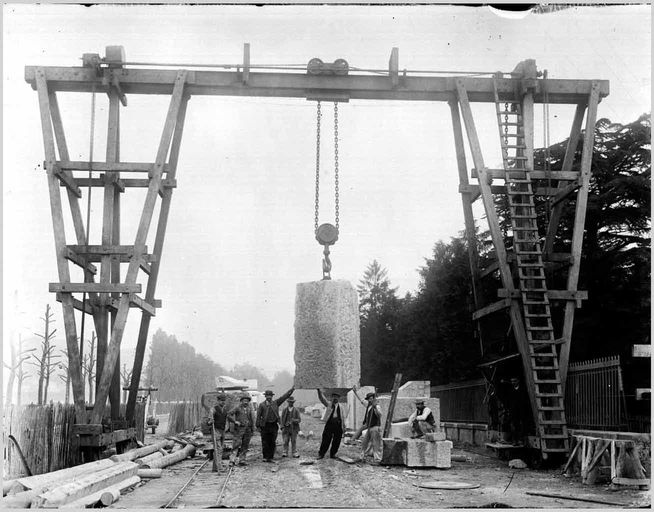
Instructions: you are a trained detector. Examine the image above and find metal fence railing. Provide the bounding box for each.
[431,379,489,424]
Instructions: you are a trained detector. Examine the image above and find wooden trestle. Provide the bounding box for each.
[25,47,607,460]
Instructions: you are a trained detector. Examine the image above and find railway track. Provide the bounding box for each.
[160,458,234,508]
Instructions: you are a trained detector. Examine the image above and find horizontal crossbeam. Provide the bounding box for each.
[471,168,580,180]
[25,66,609,104]
[52,160,170,174]
[498,288,588,301]
[68,177,177,189]
[472,298,512,320]
[50,282,142,293]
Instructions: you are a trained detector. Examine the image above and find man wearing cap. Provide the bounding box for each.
[208,393,229,471]
[408,399,436,439]
[280,396,301,458]
[352,392,383,463]
[228,393,255,466]
[316,389,349,459]
[256,386,295,462]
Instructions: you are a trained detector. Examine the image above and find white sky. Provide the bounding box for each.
[2,4,651,392]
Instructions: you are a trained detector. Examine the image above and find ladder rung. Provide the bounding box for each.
[537,401,564,405]
[528,327,554,332]
[525,313,551,318]
[540,433,567,438]
[514,250,542,255]
[535,393,560,397]
[512,214,537,219]
[542,448,570,453]
[517,263,544,268]
[538,420,565,425]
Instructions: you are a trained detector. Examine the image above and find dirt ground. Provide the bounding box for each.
[113,413,651,509]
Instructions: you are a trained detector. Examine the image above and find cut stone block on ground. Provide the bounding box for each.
[382,438,408,465]
[406,439,453,468]
[294,280,360,389]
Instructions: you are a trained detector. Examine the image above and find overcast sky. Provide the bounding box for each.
[2,4,651,394]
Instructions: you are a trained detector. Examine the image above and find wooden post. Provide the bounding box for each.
[35,69,86,421]
[92,71,188,424]
[383,373,402,438]
[126,92,189,422]
[559,83,600,390]
[455,80,539,429]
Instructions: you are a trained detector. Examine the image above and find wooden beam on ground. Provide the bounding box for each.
[472,299,512,320]
[560,84,600,391]
[59,475,141,508]
[25,65,609,104]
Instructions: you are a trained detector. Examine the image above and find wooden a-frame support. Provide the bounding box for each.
[28,47,607,441]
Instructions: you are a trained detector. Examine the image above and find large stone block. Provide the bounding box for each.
[406,439,453,468]
[398,381,431,398]
[294,280,360,389]
[381,438,407,465]
[390,421,412,439]
[377,397,440,426]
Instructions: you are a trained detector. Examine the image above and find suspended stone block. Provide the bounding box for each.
[294,280,360,389]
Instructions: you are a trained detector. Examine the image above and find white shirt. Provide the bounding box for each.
[408,406,432,424]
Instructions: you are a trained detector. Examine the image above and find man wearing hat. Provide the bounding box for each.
[256,386,295,462]
[352,392,383,463]
[408,399,436,438]
[280,396,301,458]
[227,393,255,466]
[316,389,349,459]
[208,393,229,471]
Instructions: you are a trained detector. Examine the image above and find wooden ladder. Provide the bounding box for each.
[493,80,569,457]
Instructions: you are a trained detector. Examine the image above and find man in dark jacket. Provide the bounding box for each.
[256,387,295,462]
[228,393,255,466]
[208,393,229,471]
[280,396,301,458]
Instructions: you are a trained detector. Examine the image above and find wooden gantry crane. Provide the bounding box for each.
[25,45,607,460]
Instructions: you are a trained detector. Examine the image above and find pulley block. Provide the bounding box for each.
[307,58,349,76]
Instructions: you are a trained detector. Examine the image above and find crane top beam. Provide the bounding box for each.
[25,47,608,105]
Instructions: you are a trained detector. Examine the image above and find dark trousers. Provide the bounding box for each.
[319,419,343,457]
[261,422,279,459]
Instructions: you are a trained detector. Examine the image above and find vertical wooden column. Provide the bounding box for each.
[36,69,86,421]
[521,89,535,171]
[449,99,483,350]
[543,103,586,255]
[455,79,539,428]
[92,71,188,424]
[106,90,122,419]
[126,93,189,421]
[560,83,600,390]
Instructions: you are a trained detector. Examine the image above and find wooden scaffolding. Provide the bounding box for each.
[25,46,607,459]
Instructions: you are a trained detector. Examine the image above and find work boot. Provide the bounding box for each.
[282,452,288,457]
[293,452,300,458]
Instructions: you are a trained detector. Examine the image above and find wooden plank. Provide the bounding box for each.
[471,168,579,180]
[55,292,94,315]
[36,68,86,421]
[457,79,539,431]
[461,183,580,198]
[551,179,581,206]
[612,477,650,487]
[56,160,166,173]
[93,70,188,424]
[52,167,82,197]
[560,84,600,391]
[127,92,189,421]
[472,298,512,320]
[63,247,97,274]
[497,289,588,301]
[383,373,403,437]
[50,283,141,293]
[544,103,586,255]
[25,65,610,104]
[67,244,149,255]
[106,296,157,317]
[72,177,177,188]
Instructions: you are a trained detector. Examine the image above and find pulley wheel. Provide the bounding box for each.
[333,58,349,76]
[315,223,338,246]
[307,58,324,75]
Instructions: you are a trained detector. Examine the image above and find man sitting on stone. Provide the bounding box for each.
[316,389,349,460]
[408,399,436,439]
[280,396,301,458]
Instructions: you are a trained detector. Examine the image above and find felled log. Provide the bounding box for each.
[137,468,163,479]
[31,461,139,508]
[134,451,164,466]
[8,459,115,494]
[110,439,173,462]
[59,475,141,508]
[142,444,196,469]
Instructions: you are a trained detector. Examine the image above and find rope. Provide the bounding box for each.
[79,81,96,374]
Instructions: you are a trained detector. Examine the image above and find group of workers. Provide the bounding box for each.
[207,386,435,471]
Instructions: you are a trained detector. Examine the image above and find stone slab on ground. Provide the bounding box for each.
[382,439,408,465]
[294,280,360,389]
[377,397,440,425]
[406,439,453,468]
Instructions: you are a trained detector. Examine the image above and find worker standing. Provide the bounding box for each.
[352,392,383,464]
[227,393,255,467]
[208,393,229,471]
[316,389,348,459]
[256,387,295,462]
[280,396,301,458]
[408,399,436,438]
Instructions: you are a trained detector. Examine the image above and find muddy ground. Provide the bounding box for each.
[113,413,650,509]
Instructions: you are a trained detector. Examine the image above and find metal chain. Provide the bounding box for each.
[314,101,321,234]
[503,102,509,148]
[333,102,340,234]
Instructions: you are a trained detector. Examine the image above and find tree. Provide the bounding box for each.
[82,332,96,404]
[58,348,71,404]
[121,363,133,404]
[29,304,60,405]
[4,334,35,408]
[357,260,403,390]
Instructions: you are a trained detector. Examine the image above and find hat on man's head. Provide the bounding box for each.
[331,392,341,398]
[415,399,425,406]
[264,390,275,396]
[287,396,295,403]
[365,392,376,400]
[216,393,227,400]
[240,393,251,401]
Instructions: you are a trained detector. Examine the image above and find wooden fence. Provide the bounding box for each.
[565,355,627,430]
[3,402,146,478]
[167,401,203,434]
[431,379,489,423]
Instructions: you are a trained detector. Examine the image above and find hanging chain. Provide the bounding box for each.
[503,102,509,148]
[314,101,322,234]
[333,102,340,234]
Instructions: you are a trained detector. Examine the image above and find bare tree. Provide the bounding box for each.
[29,304,60,405]
[82,332,96,404]
[4,334,35,408]
[121,363,133,404]
[58,348,71,404]
[17,335,32,407]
